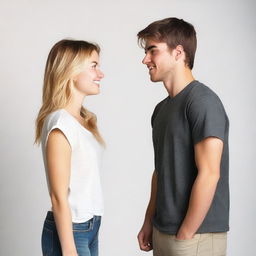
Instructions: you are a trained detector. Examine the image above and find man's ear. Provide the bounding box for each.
[174,45,185,61]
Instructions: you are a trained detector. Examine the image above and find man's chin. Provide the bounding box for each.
[150,76,160,82]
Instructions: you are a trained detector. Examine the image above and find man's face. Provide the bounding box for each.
[142,40,175,82]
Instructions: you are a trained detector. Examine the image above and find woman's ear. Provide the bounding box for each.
[72,75,77,83]
[68,79,76,93]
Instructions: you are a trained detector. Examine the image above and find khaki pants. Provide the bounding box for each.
[153,227,227,256]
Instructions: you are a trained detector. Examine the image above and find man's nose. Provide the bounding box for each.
[142,54,150,65]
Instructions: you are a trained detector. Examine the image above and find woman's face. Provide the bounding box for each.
[73,50,104,96]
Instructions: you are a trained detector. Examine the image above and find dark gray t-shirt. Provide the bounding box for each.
[152,80,229,234]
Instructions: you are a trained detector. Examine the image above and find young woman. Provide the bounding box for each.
[35,39,105,256]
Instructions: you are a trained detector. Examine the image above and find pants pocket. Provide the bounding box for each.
[213,232,227,256]
[171,234,200,256]
[153,227,200,256]
[174,234,200,242]
[73,218,93,232]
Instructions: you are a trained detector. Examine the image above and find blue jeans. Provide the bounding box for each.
[41,211,101,256]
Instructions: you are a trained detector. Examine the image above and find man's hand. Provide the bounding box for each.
[138,170,157,251]
[176,228,194,240]
[137,221,153,251]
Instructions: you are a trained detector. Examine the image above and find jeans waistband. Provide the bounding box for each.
[46,211,101,223]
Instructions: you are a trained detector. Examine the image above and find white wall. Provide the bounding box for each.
[0,0,255,255]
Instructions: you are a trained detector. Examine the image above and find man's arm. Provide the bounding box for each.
[176,137,223,240]
[137,170,157,251]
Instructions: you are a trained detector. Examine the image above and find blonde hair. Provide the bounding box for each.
[35,39,104,145]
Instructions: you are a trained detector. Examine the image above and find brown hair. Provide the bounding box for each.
[35,39,104,145]
[137,17,197,69]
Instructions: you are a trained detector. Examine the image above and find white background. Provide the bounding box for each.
[0,0,255,255]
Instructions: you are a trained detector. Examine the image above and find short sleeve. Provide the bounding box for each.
[187,94,228,145]
[46,125,71,148]
[43,117,77,151]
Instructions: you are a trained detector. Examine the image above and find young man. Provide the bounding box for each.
[137,18,229,256]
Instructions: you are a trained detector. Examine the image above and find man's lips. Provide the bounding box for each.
[147,66,156,74]
[147,65,156,71]
[93,80,101,86]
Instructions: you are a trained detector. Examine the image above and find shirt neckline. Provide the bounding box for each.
[168,80,197,101]
[61,108,92,136]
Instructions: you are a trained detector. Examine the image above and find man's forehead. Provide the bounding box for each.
[144,40,167,50]
[145,39,158,48]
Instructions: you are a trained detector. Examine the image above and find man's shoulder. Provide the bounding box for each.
[187,81,228,121]
[189,81,221,103]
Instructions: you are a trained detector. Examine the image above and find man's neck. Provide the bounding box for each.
[163,67,195,98]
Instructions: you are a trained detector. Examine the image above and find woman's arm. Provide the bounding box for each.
[46,129,77,256]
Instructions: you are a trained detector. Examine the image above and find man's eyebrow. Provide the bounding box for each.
[145,45,157,53]
[91,61,98,65]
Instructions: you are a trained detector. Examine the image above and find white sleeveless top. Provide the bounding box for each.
[41,109,104,223]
